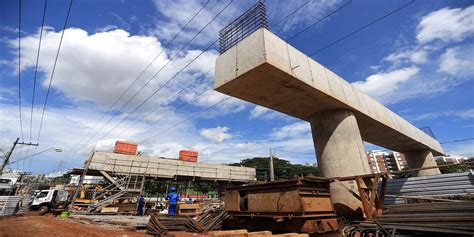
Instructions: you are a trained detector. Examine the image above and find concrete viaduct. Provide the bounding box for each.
[214,28,443,178]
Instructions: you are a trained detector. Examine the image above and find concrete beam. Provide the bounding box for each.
[214,28,444,156]
[89,152,256,182]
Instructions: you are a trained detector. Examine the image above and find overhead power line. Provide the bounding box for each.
[71,1,233,159]
[29,0,48,141]
[36,0,73,143]
[286,0,352,41]
[78,0,211,144]
[84,0,233,144]
[129,68,214,137]
[309,0,415,56]
[18,0,24,141]
[93,37,223,143]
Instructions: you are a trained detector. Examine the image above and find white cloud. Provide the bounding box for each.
[417,6,474,43]
[443,140,474,157]
[270,122,311,140]
[151,0,243,47]
[438,47,474,76]
[352,67,419,103]
[383,49,428,65]
[8,27,218,110]
[454,109,474,119]
[269,0,344,34]
[409,108,474,121]
[249,105,269,119]
[200,126,233,143]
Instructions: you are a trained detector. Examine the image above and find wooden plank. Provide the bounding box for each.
[368,174,380,216]
[208,229,248,236]
[376,176,388,216]
[355,177,371,219]
[100,207,119,213]
[246,231,272,236]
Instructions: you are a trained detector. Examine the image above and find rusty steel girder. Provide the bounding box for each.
[224,177,340,233]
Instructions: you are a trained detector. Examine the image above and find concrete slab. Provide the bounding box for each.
[214,28,443,156]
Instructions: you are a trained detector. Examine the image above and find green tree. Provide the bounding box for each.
[436,160,468,174]
[230,157,319,181]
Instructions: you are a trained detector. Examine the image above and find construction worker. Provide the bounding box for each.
[166,187,179,215]
[136,195,145,216]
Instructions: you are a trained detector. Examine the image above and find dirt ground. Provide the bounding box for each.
[0,212,150,237]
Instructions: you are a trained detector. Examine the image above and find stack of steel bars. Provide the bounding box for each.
[147,210,230,235]
[373,202,474,236]
[147,214,203,235]
[196,210,230,231]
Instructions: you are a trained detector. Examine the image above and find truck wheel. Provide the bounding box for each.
[38,205,49,215]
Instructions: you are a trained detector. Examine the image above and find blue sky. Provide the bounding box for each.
[0,0,473,174]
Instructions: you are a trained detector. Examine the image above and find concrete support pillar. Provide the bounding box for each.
[310,109,371,220]
[310,109,370,177]
[404,149,441,176]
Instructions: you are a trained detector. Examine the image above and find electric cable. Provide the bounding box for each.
[139,97,231,143]
[18,0,24,141]
[271,0,311,28]
[84,0,233,143]
[286,0,352,41]
[29,0,48,141]
[36,0,73,143]
[78,0,211,144]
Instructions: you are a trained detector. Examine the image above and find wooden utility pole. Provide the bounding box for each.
[269,148,275,181]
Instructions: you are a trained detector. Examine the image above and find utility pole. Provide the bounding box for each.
[1,138,19,174]
[269,148,275,181]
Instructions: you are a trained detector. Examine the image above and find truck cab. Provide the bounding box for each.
[31,189,69,215]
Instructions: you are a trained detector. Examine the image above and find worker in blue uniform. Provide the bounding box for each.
[136,194,145,216]
[166,187,180,215]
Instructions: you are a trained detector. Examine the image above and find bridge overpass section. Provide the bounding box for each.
[214,28,443,178]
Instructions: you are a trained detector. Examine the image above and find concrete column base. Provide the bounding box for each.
[310,109,370,177]
[310,109,371,220]
[404,149,441,176]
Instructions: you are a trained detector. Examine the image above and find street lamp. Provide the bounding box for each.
[7,148,63,165]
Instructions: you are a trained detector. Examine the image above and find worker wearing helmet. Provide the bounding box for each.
[165,187,180,215]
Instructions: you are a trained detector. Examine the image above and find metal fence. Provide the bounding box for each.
[384,171,474,205]
[218,1,267,53]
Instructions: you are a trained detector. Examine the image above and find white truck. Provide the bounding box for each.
[31,189,69,215]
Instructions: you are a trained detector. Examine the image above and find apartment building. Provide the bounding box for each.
[367,151,408,174]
